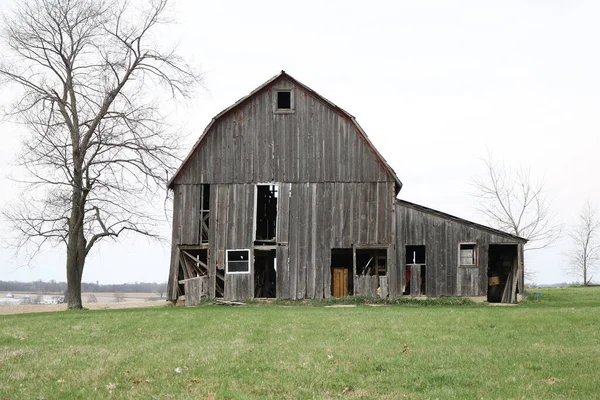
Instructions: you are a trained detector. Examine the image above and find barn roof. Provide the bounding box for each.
[396,199,528,243]
[168,71,403,193]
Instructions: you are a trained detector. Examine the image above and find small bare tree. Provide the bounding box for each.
[0,0,201,309]
[472,153,561,251]
[567,202,600,285]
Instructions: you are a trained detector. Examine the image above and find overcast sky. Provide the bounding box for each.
[1,0,598,285]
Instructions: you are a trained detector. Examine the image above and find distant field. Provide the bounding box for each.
[1,288,599,399]
[0,292,165,315]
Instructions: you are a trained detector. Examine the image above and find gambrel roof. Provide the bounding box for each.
[168,71,403,193]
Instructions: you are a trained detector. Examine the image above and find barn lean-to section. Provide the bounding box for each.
[166,71,526,304]
[395,200,526,302]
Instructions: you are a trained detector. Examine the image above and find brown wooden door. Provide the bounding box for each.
[332,268,348,298]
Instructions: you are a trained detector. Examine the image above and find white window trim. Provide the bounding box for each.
[226,249,251,274]
[274,88,294,113]
[458,242,477,267]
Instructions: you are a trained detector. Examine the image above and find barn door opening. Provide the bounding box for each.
[255,185,278,244]
[254,249,277,298]
[488,244,518,303]
[355,248,388,297]
[404,245,425,297]
[330,248,353,297]
[176,248,209,302]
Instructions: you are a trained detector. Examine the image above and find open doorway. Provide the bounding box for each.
[404,245,425,296]
[331,248,353,297]
[488,244,518,303]
[254,249,277,298]
[255,185,278,244]
[355,248,387,297]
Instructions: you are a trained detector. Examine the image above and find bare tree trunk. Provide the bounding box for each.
[66,174,86,309]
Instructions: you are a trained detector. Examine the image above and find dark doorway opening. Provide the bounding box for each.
[255,185,278,244]
[488,244,518,303]
[199,184,210,244]
[254,249,277,298]
[404,245,426,296]
[331,248,353,297]
[355,248,387,297]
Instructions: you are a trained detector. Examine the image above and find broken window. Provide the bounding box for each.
[459,243,477,267]
[254,249,277,298]
[355,248,387,297]
[405,245,425,265]
[356,249,387,277]
[226,249,251,274]
[255,185,278,243]
[276,90,292,110]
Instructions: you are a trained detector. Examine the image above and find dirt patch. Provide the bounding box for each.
[0,300,167,315]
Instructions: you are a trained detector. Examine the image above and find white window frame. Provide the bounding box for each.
[226,249,251,274]
[274,89,294,113]
[458,242,477,267]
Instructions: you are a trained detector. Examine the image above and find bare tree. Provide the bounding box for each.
[567,202,600,285]
[0,0,201,309]
[472,153,561,252]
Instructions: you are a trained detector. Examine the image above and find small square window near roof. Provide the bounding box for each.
[277,90,292,110]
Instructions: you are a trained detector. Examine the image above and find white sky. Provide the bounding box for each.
[1,0,599,285]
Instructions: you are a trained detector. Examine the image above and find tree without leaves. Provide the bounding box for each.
[0,0,201,309]
[567,202,600,285]
[471,153,561,253]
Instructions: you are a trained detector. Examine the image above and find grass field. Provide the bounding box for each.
[1,288,599,399]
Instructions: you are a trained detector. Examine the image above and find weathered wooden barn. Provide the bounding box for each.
[167,72,526,304]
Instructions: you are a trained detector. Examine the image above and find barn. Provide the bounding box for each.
[166,71,526,304]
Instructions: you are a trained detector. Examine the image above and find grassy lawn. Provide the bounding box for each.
[1,288,599,399]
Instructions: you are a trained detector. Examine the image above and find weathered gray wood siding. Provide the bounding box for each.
[394,202,523,297]
[168,76,398,301]
[173,78,392,186]
[279,181,395,299]
[168,180,395,300]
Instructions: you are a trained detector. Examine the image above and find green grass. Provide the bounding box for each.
[1,288,599,399]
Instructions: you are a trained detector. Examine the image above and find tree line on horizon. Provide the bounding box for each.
[0,280,167,295]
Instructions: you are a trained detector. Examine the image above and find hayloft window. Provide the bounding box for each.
[275,89,293,112]
[226,249,251,274]
[459,243,477,267]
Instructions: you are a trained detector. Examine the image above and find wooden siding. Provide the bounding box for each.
[173,78,393,186]
[394,202,525,297]
[168,181,395,300]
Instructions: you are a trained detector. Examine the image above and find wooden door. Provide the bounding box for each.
[332,268,348,298]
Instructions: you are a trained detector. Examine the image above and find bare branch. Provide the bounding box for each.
[471,151,562,252]
[0,0,201,309]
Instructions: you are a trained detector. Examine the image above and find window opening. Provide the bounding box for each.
[199,184,210,244]
[254,249,277,298]
[276,90,292,110]
[355,248,387,297]
[356,249,387,277]
[226,249,251,274]
[255,185,278,243]
[330,248,353,297]
[459,243,477,267]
